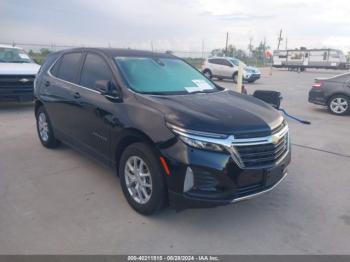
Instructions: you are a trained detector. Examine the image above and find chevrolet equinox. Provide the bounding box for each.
[34,48,291,215]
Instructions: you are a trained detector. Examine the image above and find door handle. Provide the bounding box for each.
[45,81,50,87]
[72,92,81,99]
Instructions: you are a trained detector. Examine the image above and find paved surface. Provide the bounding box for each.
[0,68,349,254]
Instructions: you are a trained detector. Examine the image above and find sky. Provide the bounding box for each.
[1,0,350,55]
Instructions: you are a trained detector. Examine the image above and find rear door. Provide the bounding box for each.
[220,59,235,77]
[45,52,83,139]
[72,52,118,164]
[208,59,221,76]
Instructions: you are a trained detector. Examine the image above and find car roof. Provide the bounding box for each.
[208,57,237,60]
[0,44,22,49]
[51,47,175,59]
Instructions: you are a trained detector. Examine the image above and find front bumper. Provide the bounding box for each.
[161,134,291,210]
[0,75,35,102]
[244,73,261,82]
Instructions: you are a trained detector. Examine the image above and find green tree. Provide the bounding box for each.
[40,48,52,56]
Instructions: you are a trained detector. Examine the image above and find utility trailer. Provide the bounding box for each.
[273,49,349,71]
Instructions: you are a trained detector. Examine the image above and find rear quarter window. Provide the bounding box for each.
[52,52,83,83]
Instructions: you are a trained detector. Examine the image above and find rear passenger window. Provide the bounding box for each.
[54,53,82,83]
[80,53,113,90]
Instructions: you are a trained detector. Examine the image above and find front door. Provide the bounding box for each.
[72,52,118,164]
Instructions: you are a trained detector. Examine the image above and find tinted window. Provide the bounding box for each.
[208,59,221,65]
[220,59,232,66]
[55,53,82,83]
[80,53,113,90]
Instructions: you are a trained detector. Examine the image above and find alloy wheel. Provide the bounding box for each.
[330,97,348,114]
[124,156,153,204]
[38,112,49,142]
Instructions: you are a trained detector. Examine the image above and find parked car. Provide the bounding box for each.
[34,48,290,215]
[201,57,261,83]
[0,44,40,101]
[308,72,350,115]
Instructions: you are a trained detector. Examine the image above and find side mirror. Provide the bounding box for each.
[94,80,121,101]
[253,90,282,109]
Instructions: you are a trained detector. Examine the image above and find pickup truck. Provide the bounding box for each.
[0,44,40,102]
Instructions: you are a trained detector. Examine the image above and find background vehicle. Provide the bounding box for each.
[0,44,40,102]
[201,57,261,83]
[273,48,349,71]
[35,48,290,215]
[309,72,350,115]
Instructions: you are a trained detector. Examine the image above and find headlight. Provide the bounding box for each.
[167,123,229,152]
[179,135,225,152]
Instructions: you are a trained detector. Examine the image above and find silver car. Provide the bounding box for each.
[201,57,261,83]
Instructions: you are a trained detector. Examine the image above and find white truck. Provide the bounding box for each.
[0,44,40,101]
[273,49,348,71]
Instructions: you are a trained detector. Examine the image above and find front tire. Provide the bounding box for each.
[328,95,350,116]
[35,106,60,148]
[233,73,238,83]
[119,142,167,215]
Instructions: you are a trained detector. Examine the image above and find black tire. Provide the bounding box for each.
[203,69,212,79]
[119,142,167,215]
[233,72,238,83]
[248,80,256,83]
[327,94,350,116]
[35,106,61,148]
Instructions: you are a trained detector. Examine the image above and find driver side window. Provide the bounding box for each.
[80,53,114,90]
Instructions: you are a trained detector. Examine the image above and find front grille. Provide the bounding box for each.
[235,132,289,168]
[0,75,35,95]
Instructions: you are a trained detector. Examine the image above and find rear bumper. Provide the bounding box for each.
[308,88,327,105]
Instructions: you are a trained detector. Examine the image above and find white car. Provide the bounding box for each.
[201,57,261,83]
[0,44,40,101]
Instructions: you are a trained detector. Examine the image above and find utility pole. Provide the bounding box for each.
[277,29,283,50]
[248,37,253,57]
[201,39,204,59]
[151,41,154,52]
[225,32,229,56]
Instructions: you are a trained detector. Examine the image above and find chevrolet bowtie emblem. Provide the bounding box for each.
[271,135,280,144]
[19,78,30,83]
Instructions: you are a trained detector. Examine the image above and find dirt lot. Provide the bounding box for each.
[0,68,349,254]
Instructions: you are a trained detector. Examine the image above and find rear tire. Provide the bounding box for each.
[119,142,167,215]
[203,69,212,79]
[35,106,60,148]
[328,95,350,116]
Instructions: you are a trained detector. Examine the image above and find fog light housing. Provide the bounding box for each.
[184,167,194,192]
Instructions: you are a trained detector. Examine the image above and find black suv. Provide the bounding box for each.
[34,48,291,215]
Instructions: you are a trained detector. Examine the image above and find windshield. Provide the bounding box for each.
[115,57,218,94]
[0,47,33,63]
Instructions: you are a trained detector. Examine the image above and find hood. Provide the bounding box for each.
[136,90,283,136]
[245,66,260,74]
[0,62,40,75]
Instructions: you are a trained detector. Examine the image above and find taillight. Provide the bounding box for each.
[312,82,322,88]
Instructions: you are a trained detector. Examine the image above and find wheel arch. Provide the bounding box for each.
[114,128,158,176]
[34,100,44,116]
[327,92,350,104]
